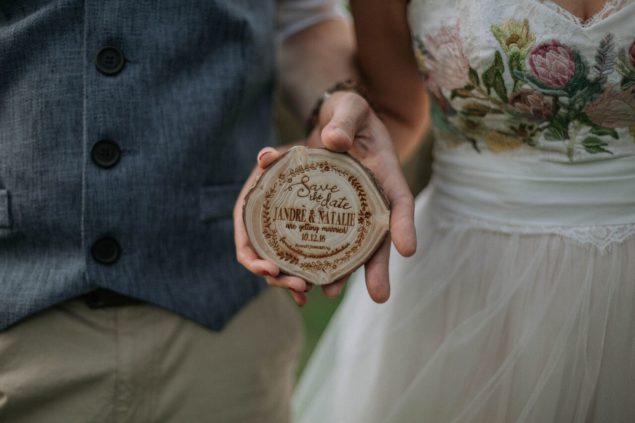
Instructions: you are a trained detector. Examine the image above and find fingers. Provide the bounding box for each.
[265,275,310,307]
[351,138,417,258]
[364,235,392,303]
[235,242,280,277]
[377,159,417,257]
[319,92,371,152]
[322,275,349,298]
[265,274,308,293]
[234,151,282,278]
[289,290,307,307]
[234,217,280,277]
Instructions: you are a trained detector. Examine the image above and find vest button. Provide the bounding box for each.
[91,140,121,168]
[91,237,121,265]
[95,47,125,76]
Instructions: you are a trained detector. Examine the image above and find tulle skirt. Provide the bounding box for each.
[292,185,635,423]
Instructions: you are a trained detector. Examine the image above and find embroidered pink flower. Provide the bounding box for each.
[423,24,471,91]
[528,40,576,89]
[584,86,635,128]
[508,89,553,120]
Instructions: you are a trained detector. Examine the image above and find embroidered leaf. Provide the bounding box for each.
[622,79,635,89]
[544,115,569,141]
[492,72,508,102]
[569,82,603,107]
[451,87,475,99]
[461,101,495,117]
[466,136,481,153]
[493,50,505,72]
[577,112,595,127]
[579,113,619,139]
[430,101,453,132]
[508,53,524,92]
[590,127,619,139]
[582,137,613,154]
[482,51,506,98]
[617,51,635,89]
[567,52,589,95]
[469,67,480,87]
[592,33,616,84]
[482,69,495,95]
[616,50,635,78]
[512,70,568,96]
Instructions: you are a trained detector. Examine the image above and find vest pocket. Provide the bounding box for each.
[199,183,244,222]
[0,189,11,228]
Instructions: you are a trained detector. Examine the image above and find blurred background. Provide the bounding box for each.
[274,94,433,373]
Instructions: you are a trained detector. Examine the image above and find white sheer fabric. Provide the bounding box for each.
[293,1,635,422]
[294,192,635,422]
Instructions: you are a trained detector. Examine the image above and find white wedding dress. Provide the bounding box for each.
[293,1,635,422]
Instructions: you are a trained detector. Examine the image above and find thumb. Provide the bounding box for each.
[256,147,282,169]
[319,92,370,153]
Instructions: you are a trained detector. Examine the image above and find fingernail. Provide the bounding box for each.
[258,150,272,162]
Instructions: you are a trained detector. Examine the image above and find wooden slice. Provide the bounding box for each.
[243,146,390,285]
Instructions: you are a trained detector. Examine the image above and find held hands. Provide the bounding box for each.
[233,91,416,306]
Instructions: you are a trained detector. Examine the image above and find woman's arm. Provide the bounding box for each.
[277,17,357,123]
[350,0,430,161]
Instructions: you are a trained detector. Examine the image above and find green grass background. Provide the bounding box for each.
[298,288,345,372]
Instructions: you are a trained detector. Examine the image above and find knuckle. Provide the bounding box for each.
[396,192,414,207]
[346,93,370,114]
[402,194,415,209]
[355,95,370,111]
[340,91,359,103]
[264,277,276,286]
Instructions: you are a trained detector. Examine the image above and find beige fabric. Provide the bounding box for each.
[0,288,303,423]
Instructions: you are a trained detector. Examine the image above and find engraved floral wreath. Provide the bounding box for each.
[261,160,372,272]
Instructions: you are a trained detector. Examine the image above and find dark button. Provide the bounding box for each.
[91,140,121,168]
[91,237,121,265]
[95,47,125,76]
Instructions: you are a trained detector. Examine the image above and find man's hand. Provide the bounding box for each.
[234,91,416,306]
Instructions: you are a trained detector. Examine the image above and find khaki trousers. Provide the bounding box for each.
[0,288,303,423]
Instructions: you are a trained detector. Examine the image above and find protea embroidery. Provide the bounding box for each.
[414,17,635,160]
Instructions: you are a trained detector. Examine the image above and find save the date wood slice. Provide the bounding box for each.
[243,146,390,286]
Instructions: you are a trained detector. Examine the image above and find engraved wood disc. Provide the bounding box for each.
[243,146,390,285]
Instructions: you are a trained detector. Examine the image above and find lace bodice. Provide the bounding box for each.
[407,0,635,251]
[408,0,635,162]
[537,0,631,28]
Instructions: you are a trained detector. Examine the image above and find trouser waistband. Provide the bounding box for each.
[81,289,143,309]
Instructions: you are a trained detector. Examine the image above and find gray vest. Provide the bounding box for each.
[0,0,276,330]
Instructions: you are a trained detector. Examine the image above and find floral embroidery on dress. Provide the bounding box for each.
[414,19,635,160]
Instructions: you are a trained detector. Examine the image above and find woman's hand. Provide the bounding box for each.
[233,91,416,306]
